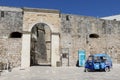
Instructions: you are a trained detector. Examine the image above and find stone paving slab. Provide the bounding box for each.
[0,64,120,80]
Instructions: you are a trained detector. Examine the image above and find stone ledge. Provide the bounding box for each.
[22,31,31,34]
[23,7,60,14]
[0,6,22,12]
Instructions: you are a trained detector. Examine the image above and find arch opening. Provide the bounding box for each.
[30,23,51,66]
[89,34,99,38]
[10,32,22,38]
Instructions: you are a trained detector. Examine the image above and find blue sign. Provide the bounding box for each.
[78,50,86,67]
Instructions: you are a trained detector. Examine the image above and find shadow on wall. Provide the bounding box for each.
[76,60,79,67]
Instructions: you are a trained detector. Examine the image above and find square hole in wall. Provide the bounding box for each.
[62,53,68,58]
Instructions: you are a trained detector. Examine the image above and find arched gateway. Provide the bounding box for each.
[30,23,51,66]
[21,8,61,68]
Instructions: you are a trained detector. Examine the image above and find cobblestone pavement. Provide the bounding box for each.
[0,64,120,80]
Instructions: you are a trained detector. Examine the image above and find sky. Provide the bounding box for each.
[0,0,120,17]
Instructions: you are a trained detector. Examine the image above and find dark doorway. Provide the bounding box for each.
[30,23,51,66]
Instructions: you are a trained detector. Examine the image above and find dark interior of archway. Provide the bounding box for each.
[30,24,51,66]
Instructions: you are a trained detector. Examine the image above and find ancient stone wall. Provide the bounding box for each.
[0,39,22,68]
[0,6,120,68]
[0,7,23,68]
[61,14,120,66]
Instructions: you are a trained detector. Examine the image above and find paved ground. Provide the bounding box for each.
[0,64,120,80]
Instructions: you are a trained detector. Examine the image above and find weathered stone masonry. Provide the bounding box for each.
[0,7,22,68]
[61,14,120,66]
[0,6,120,68]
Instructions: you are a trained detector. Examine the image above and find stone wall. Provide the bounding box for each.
[0,39,22,68]
[61,14,120,66]
[0,7,23,68]
[0,6,120,68]
[0,8,22,38]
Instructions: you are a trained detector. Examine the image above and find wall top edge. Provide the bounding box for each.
[23,7,60,14]
[0,6,22,12]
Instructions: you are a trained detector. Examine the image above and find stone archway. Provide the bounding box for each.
[21,22,60,68]
[21,8,61,68]
[30,23,51,66]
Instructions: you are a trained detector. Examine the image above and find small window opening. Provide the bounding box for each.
[89,34,99,38]
[1,11,4,17]
[10,32,22,38]
[66,15,70,21]
[113,19,117,21]
[62,53,68,58]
